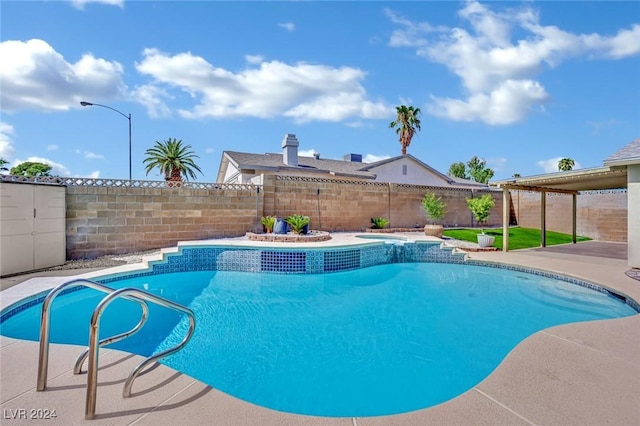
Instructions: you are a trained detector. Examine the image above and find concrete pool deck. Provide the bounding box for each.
[1,236,639,425]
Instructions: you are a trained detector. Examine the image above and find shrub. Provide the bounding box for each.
[285,214,310,234]
[466,194,495,233]
[422,192,446,224]
[261,215,276,233]
[371,217,390,229]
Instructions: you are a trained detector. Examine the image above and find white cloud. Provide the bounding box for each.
[299,149,318,157]
[131,84,172,118]
[245,54,264,64]
[70,0,124,10]
[586,118,621,135]
[278,22,295,32]
[135,48,392,123]
[387,1,640,125]
[427,79,549,125]
[363,154,391,163]
[537,157,582,173]
[0,39,126,112]
[384,9,447,48]
[86,170,100,178]
[47,144,59,151]
[0,122,16,160]
[75,150,105,160]
[486,157,507,171]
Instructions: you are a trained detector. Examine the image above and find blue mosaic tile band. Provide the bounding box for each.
[2,242,638,323]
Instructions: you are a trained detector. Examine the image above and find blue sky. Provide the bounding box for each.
[1,0,639,182]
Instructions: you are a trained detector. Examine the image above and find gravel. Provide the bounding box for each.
[45,249,163,271]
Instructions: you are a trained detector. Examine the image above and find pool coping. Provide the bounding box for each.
[1,236,639,425]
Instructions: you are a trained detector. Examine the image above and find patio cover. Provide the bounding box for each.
[491,166,627,251]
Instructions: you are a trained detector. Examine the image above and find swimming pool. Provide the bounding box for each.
[1,243,637,417]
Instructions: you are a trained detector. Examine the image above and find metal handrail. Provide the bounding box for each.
[73,303,149,374]
[85,287,196,420]
[37,279,149,392]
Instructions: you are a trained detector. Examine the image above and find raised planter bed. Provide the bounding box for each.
[365,228,424,233]
[246,231,331,243]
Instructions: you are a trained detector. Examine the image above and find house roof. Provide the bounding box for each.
[219,150,490,188]
[218,151,377,181]
[492,137,637,193]
[361,154,488,188]
[492,166,627,193]
[604,137,640,167]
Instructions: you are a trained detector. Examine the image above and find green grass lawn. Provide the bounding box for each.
[442,227,591,250]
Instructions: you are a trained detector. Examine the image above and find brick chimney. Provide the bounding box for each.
[282,134,299,166]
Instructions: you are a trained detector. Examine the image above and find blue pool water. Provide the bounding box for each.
[1,263,636,417]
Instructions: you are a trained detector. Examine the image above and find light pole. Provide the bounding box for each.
[80,101,132,180]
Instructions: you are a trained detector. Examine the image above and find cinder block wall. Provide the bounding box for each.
[62,175,573,259]
[263,175,503,231]
[511,189,627,241]
[12,175,627,261]
[66,185,261,259]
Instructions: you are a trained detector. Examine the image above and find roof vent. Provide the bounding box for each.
[282,134,299,167]
[343,153,362,163]
[313,153,321,160]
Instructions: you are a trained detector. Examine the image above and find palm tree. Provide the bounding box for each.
[558,158,575,172]
[389,105,421,155]
[143,138,203,181]
[0,157,9,172]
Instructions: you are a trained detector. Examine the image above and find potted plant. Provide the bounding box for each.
[274,218,289,234]
[370,217,390,230]
[261,215,276,233]
[466,194,496,247]
[285,214,310,234]
[422,191,446,238]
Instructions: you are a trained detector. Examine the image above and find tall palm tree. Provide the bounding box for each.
[558,158,575,172]
[0,157,9,172]
[389,105,422,155]
[143,138,203,181]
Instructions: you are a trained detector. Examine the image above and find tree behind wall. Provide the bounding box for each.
[10,161,52,177]
[143,138,203,181]
[448,162,469,179]
[448,157,494,184]
[389,105,422,155]
[558,158,575,171]
[467,156,494,184]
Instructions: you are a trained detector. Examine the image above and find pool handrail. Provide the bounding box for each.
[73,302,150,375]
[85,287,196,420]
[37,278,149,392]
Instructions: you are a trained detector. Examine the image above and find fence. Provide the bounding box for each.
[2,174,626,260]
[511,189,627,242]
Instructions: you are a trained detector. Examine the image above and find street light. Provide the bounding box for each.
[80,101,132,180]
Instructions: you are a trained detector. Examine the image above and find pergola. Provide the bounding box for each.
[492,166,628,251]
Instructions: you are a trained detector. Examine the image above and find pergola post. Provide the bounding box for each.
[541,190,547,247]
[572,193,577,244]
[502,188,510,252]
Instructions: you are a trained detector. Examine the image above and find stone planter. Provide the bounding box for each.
[424,224,444,238]
[477,234,495,248]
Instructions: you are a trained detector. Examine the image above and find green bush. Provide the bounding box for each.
[466,194,495,232]
[261,215,276,233]
[422,192,446,224]
[371,217,390,229]
[285,214,310,234]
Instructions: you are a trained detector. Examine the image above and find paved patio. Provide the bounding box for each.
[1,238,639,425]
